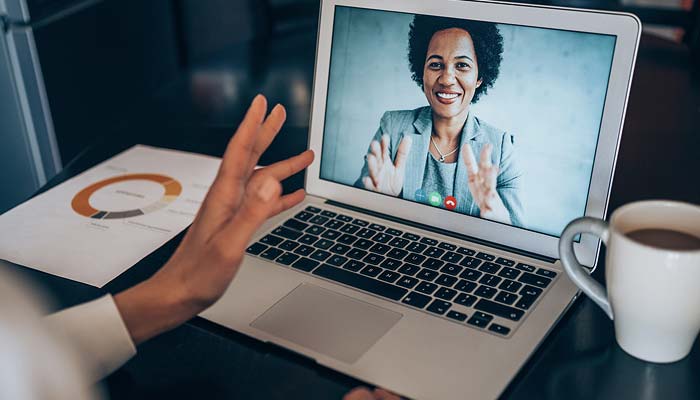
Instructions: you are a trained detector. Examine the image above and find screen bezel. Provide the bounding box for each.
[306,0,641,267]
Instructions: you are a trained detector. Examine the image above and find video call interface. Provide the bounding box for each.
[319,6,617,237]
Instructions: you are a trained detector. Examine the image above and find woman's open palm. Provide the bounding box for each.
[362,135,412,197]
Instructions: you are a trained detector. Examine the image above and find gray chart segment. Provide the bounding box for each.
[102,209,145,219]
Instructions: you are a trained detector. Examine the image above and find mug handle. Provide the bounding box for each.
[559,217,614,320]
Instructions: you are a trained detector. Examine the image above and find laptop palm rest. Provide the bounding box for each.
[251,283,402,364]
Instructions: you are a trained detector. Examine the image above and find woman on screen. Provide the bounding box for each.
[355,15,524,226]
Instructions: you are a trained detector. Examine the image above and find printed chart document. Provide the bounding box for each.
[0,145,221,287]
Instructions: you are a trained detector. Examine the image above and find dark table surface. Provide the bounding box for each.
[6,25,700,400]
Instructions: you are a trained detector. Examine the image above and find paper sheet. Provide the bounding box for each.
[0,145,221,287]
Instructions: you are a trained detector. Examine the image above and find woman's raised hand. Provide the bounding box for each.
[362,135,412,197]
[462,143,512,224]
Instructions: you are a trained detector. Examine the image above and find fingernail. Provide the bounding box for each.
[258,179,278,202]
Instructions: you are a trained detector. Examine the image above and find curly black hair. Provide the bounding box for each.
[408,15,504,103]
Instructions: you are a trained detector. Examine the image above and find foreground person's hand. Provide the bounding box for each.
[362,134,412,197]
[114,95,314,344]
[462,143,511,224]
[344,387,402,400]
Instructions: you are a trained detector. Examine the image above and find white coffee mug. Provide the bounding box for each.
[559,200,700,363]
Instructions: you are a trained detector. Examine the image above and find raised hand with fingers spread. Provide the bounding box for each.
[462,142,511,224]
[362,134,412,196]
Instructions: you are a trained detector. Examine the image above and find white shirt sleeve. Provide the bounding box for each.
[44,295,136,382]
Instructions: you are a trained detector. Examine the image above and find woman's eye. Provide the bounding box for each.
[456,62,471,69]
[428,62,443,69]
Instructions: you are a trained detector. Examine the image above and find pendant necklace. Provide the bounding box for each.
[430,135,459,163]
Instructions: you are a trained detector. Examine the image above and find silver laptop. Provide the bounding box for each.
[202,1,640,398]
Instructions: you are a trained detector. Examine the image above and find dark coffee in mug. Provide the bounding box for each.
[626,228,700,251]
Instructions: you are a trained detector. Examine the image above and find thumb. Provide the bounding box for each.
[393,136,412,171]
[343,387,376,400]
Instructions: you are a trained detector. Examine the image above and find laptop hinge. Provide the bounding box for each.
[326,200,557,264]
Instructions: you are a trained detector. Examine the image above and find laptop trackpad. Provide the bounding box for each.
[251,283,402,364]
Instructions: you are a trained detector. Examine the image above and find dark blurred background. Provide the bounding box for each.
[1,0,698,213]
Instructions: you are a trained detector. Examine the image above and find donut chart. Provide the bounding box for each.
[71,174,182,219]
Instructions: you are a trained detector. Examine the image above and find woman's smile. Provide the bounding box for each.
[435,89,462,104]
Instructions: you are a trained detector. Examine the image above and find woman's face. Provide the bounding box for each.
[422,28,482,122]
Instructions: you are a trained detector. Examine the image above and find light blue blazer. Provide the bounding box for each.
[354,106,525,227]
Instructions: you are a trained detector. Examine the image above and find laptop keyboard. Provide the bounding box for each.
[245,205,558,337]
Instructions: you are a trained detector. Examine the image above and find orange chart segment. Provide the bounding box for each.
[71,173,182,219]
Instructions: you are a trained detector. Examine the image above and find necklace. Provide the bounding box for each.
[430,135,459,162]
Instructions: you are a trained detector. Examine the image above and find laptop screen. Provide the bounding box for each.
[319,6,616,238]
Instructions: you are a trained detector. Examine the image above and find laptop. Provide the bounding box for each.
[202,1,640,398]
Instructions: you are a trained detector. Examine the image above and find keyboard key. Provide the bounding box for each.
[273,226,303,240]
[459,269,482,281]
[306,225,325,235]
[435,274,458,287]
[440,263,463,276]
[438,242,457,251]
[305,206,321,213]
[260,234,284,246]
[327,255,348,267]
[518,272,552,288]
[369,223,385,231]
[499,279,523,293]
[479,274,502,287]
[498,267,520,280]
[378,270,400,283]
[454,293,478,307]
[397,276,419,289]
[478,262,500,274]
[515,263,536,273]
[354,239,372,249]
[424,247,445,258]
[360,265,382,277]
[386,228,403,236]
[314,239,334,250]
[373,233,392,243]
[520,285,543,298]
[293,245,314,256]
[340,224,361,234]
[406,242,428,253]
[515,295,538,310]
[313,265,408,301]
[343,260,365,272]
[416,269,439,281]
[475,299,525,321]
[321,210,337,218]
[295,211,313,221]
[329,243,351,255]
[283,219,309,232]
[398,264,420,276]
[467,313,492,328]
[369,243,391,255]
[380,258,402,270]
[310,215,330,225]
[537,269,558,278]
[446,310,468,322]
[260,247,283,260]
[475,285,497,298]
[402,291,431,308]
[279,240,299,251]
[276,252,300,265]
[494,291,518,305]
[325,219,344,230]
[246,242,267,255]
[460,256,482,269]
[388,237,409,248]
[387,248,409,260]
[336,214,353,222]
[337,234,358,245]
[406,253,427,265]
[441,251,462,263]
[358,228,377,239]
[435,287,458,301]
[422,258,445,270]
[416,281,438,295]
[291,257,319,272]
[457,247,476,256]
[402,232,420,241]
[476,252,496,261]
[495,257,515,266]
[363,253,385,265]
[299,234,319,245]
[321,229,341,240]
[352,219,369,227]
[427,299,452,315]
[310,249,331,261]
[489,323,511,335]
[454,280,477,293]
[347,248,368,260]
[420,237,438,246]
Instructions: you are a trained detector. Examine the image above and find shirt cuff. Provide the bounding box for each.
[44,294,136,382]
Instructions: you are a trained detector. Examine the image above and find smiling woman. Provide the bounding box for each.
[354,15,524,226]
